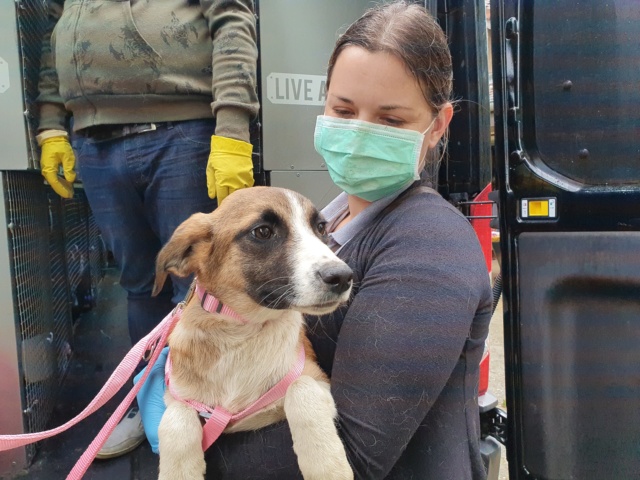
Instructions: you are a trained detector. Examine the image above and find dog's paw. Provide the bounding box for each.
[297,459,353,480]
[306,456,354,480]
[327,462,354,480]
[158,457,206,480]
[285,376,352,480]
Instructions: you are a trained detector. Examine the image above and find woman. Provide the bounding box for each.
[138,2,492,478]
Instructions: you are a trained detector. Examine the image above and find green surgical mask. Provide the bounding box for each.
[314,115,436,202]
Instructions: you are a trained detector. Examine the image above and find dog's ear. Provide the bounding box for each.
[152,213,213,296]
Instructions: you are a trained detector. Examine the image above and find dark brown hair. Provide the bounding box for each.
[326,1,453,114]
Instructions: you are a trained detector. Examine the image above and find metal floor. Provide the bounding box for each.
[25,269,158,480]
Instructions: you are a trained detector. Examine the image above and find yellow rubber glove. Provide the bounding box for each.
[40,136,76,199]
[207,135,254,204]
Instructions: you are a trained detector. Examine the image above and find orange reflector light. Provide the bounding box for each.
[528,200,549,217]
[521,197,557,218]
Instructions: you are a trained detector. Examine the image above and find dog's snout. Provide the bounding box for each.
[318,264,353,295]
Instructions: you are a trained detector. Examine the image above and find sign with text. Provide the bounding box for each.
[266,72,326,106]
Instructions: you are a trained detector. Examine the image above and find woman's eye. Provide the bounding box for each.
[333,108,353,117]
[252,226,273,240]
[382,117,404,126]
[317,222,327,236]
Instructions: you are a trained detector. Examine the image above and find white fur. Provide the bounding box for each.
[154,187,353,480]
[287,190,351,312]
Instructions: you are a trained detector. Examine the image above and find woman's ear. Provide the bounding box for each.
[426,102,454,149]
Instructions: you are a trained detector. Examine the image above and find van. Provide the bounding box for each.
[0,1,638,479]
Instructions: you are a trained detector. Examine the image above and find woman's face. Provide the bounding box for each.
[324,46,452,164]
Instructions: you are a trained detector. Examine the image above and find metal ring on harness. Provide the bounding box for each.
[142,296,190,361]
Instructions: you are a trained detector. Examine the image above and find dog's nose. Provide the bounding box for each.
[318,264,353,295]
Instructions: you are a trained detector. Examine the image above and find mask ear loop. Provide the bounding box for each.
[421,116,438,136]
[416,116,440,178]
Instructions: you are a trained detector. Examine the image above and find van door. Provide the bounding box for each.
[490,1,640,479]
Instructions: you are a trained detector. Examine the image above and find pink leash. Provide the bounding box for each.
[0,282,306,476]
[165,345,306,451]
[0,304,184,480]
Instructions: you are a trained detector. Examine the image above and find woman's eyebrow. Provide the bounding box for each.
[379,104,412,111]
[331,95,354,105]
[330,94,413,112]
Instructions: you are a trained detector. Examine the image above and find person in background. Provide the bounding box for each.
[137,1,492,478]
[36,0,259,460]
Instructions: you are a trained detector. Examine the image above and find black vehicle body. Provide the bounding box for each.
[490,0,640,478]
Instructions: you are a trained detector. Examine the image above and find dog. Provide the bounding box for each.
[153,186,354,480]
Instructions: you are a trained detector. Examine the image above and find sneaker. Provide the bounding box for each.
[96,407,146,459]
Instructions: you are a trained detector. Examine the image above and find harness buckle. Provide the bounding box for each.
[142,303,185,361]
[183,279,197,305]
[142,340,158,362]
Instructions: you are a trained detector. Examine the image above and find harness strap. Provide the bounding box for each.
[195,282,248,324]
[166,345,306,451]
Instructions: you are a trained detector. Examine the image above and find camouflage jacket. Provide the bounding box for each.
[37,0,259,142]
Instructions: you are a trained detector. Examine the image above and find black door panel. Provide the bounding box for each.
[518,232,640,479]
[491,1,640,479]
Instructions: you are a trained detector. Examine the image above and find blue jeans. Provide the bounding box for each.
[72,119,217,345]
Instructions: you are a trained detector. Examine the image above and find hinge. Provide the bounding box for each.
[481,407,507,446]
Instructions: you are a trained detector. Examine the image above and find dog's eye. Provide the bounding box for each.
[252,226,273,240]
[317,222,327,236]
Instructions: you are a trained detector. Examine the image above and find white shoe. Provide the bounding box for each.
[96,407,146,459]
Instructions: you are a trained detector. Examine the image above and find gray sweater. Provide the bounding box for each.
[204,185,493,480]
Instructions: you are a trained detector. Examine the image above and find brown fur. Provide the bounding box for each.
[154,187,353,480]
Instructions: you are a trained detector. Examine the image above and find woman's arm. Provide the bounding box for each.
[323,205,490,478]
[203,201,491,478]
[138,199,491,479]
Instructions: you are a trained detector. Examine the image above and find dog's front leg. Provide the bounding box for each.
[158,400,205,480]
[284,375,353,480]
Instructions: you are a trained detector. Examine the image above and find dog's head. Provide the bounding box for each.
[154,187,353,319]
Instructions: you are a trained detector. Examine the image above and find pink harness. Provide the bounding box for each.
[166,284,306,451]
[195,282,248,324]
[0,282,305,478]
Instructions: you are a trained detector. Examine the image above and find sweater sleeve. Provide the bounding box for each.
[37,0,69,132]
[328,202,491,478]
[201,0,260,143]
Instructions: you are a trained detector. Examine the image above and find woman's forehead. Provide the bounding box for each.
[329,47,428,108]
